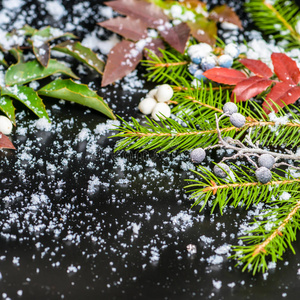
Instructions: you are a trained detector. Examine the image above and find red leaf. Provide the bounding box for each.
[209,5,243,29]
[239,58,273,78]
[98,17,148,42]
[232,76,273,102]
[104,0,168,28]
[143,38,165,59]
[186,18,217,45]
[203,68,247,85]
[158,22,190,54]
[101,40,143,87]
[0,133,15,150]
[271,53,300,84]
[263,81,300,113]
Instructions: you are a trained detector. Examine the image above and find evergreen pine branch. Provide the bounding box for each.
[186,164,300,213]
[231,196,300,274]
[112,98,300,152]
[245,0,300,50]
[142,48,190,84]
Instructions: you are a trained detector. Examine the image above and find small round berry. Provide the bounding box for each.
[194,69,206,81]
[190,148,206,163]
[188,63,199,75]
[138,97,157,115]
[201,55,217,71]
[155,84,174,103]
[230,113,246,128]
[151,103,171,121]
[187,43,212,58]
[223,102,238,115]
[255,167,272,184]
[218,54,233,68]
[0,115,13,135]
[258,154,275,170]
[190,52,202,64]
[146,88,158,98]
[213,163,230,178]
[224,43,240,59]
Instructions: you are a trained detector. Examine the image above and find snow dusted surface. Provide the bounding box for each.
[0,0,300,299]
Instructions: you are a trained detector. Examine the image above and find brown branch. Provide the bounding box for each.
[252,198,300,257]
[123,120,300,139]
[153,61,189,68]
[202,179,300,195]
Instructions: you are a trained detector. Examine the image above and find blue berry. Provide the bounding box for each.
[201,55,216,71]
[258,154,275,169]
[218,54,233,68]
[223,102,238,115]
[194,69,206,81]
[191,52,202,64]
[255,167,272,184]
[188,63,199,75]
[190,148,206,163]
[214,163,230,178]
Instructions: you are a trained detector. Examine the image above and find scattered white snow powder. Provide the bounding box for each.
[35,118,52,131]
[212,279,222,289]
[45,1,66,21]
[279,192,291,201]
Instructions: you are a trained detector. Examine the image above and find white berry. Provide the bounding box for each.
[155,84,174,103]
[146,88,158,98]
[187,43,212,58]
[223,102,238,115]
[138,97,157,115]
[224,43,240,59]
[230,113,246,128]
[0,116,13,135]
[151,103,171,121]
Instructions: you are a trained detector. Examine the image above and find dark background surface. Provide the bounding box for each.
[0,0,300,299]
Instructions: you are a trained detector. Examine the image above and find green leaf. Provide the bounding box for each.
[9,48,25,63]
[0,95,16,124]
[1,86,49,120]
[19,25,36,36]
[31,26,77,42]
[52,41,105,74]
[38,79,115,120]
[5,59,79,86]
[0,51,8,67]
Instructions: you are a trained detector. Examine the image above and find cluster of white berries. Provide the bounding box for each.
[189,102,278,184]
[0,115,13,135]
[138,84,174,121]
[187,42,240,82]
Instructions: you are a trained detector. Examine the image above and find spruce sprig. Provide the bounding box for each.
[245,0,300,50]
[232,195,300,274]
[186,164,299,214]
[112,83,300,152]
